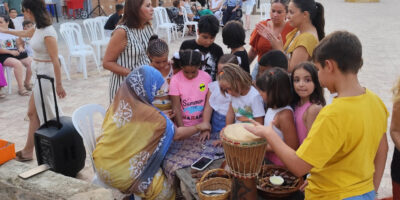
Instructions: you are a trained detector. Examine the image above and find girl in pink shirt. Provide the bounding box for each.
[170,50,212,127]
[291,62,325,144]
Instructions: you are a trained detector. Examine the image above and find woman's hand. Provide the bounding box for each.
[56,84,66,98]
[256,23,284,51]
[199,130,210,142]
[9,50,20,56]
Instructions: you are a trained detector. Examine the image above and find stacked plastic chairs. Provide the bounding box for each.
[181,6,198,38]
[83,18,110,65]
[153,7,178,44]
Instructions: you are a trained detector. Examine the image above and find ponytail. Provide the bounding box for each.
[313,2,325,40]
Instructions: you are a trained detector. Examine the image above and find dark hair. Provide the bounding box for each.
[22,20,33,27]
[312,31,363,74]
[291,62,325,106]
[22,0,52,29]
[147,35,169,58]
[291,0,324,40]
[198,15,219,37]
[218,63,252,96]
[9,8,17,13]
[0,15,14,29]
[218,54,239,65]
[259,50,288,70]
[120,0,149,29]
[115,4,124,12]
[256,67,292,108]
[174,50,203,69]
[271,0,289,12]
[173,0,180,7]
[222,21,245,49]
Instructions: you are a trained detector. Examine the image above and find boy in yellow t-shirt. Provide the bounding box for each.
[246,31,389,200]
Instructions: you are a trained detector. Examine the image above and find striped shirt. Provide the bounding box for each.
[109,24,153,102]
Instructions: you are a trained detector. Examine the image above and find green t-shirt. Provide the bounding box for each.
[5,0,22,15]
[198,9,213,16]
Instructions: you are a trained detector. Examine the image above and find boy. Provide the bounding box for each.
[9,8,23,30]
[104,4,124,31]
[180,15,223,81]
[246,31,388,199]
[22,20,34,56]
[255,50,288,80]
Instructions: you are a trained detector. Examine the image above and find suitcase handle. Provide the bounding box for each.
[37,74,61,129]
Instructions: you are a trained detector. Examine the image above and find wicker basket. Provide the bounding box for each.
[196,168,231,200]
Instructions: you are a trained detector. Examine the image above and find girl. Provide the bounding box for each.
[219,63,265,125]
[170,49,212,127]
[147,35,174,113]
[200,54,238,141]
[222,21,250,73]
[256,67,298,166]
[391,78,400,199]
[291,62,325,144]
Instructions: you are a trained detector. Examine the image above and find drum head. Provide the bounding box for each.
[222,123,266,146]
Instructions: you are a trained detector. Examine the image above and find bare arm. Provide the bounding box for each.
[103,28,131,76]
[277,110,299,150]
[248,47,257,65]
[0,27,35,38]
[0,48,18,55]
[391,101,400,150]
[44,36,66,98]
[171,95,184,127]
[373,133,388,191]
[202,90,213,124]
[288,46,310,73]
[226,102,235,125]
[304,104,322,132]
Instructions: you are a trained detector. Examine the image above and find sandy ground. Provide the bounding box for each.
[0,0,399,198]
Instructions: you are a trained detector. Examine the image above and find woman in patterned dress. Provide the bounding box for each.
[103,0,154,103]
[93,66,210,199]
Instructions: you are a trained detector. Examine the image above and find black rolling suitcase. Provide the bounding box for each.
[34,75,86,177]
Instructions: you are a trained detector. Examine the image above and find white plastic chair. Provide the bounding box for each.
[154,7,178,44]
[83,18,110,65]
[58,54,71,80]
[4,66,12,94]
[181,6,198,38]
[60,22,100,79]
[260,3,271,20]
[72,104,141,200]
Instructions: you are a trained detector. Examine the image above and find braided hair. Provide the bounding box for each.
[147,35,169,58]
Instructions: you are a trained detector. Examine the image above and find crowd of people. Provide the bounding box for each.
[2,0,399,199]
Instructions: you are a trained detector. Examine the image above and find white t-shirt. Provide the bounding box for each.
[209,81,231,116]
[11,16,24,31]
[0,30,18,50]
[231,86,265,122]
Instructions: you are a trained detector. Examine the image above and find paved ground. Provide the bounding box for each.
[0,0,399,198]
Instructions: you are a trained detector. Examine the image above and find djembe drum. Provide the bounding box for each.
[221,123,267,199]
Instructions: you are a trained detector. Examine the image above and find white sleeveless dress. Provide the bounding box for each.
[30,25,63,125]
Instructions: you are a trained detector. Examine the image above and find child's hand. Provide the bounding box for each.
[212,140,223,147]
[244,119,275,139]
[199,131,210,142]
[196,122,211,132]
[163,109,175,119]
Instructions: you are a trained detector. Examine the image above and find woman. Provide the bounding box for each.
[248,0,293,79]
[242,0,255,30]
[103,0,154,103]
[0,0,66,161]
[261,0,324,72]
[93,66,210,199]
[0,14,32,96]
[391,78,400,199]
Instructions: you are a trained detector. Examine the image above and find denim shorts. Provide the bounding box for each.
[343,190,375,200]
[211,111,226,139]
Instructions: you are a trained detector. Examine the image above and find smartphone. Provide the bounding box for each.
[191,156,213,171]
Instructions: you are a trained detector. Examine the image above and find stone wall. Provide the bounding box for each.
[0,160,113,200]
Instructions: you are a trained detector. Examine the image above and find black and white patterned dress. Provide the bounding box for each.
[109,24,153,102]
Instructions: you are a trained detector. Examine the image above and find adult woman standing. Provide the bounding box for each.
[0,0,66,161]
[261,0,324,72]
[93,66,210,199]
[103,0,154,103]
[248,0,293,78]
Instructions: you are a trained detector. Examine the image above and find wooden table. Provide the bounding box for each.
[175,158,305,200]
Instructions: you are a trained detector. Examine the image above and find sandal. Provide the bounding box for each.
[18,89,30,96]
[24,82,33,91]
[15,150,33,162]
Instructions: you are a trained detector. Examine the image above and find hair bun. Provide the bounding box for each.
[149,35,159,42]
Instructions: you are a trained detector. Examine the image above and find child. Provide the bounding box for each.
[390,78,400,199]
[256,67,298,166]
[222,21,249,73]
[9,8,23,30]
[219,63,265,125]
[169,49,212,127]
[200,54,238,141]
[180,15,223,81]
[147,35,174,114]
[291,62,325,144]
[22,20,34,57]
[245,31,389,199]
[255,50,288,80]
